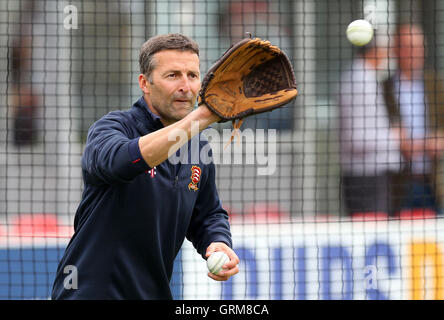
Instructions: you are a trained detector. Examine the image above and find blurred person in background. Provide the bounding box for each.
[9,1,41,146]
[338,33,403,217]
[384,23,444,214]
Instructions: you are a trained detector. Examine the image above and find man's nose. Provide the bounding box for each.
[178,76,191,93]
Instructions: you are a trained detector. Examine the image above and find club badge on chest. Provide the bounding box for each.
[188,166,202,191]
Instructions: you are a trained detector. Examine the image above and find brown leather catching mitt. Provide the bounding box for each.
[198,37,298,127]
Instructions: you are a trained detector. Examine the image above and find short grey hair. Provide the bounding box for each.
[139,33,199,81]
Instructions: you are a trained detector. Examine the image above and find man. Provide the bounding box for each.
[51,33,239,299]
[384,23,444,213]
[338,34,403,216]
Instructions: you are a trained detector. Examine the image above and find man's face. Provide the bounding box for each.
[397,25,425,73]
[143,50,201,125]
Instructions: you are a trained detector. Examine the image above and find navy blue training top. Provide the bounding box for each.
[51,97,232,300]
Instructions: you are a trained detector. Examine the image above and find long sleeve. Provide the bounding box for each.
[82,112,150,185]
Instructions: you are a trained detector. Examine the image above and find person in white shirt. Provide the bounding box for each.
[383,24,444,214]
[338,36,403,216]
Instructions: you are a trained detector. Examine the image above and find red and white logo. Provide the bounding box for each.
[147,167,156,178]
[188,166,201,191]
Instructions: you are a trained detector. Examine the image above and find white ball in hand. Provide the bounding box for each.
[207,251,230,275]
[346,19,374,46]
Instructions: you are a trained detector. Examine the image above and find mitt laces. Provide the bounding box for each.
[224,119,244,150]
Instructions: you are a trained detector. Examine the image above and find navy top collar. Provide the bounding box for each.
[133,96,164,130]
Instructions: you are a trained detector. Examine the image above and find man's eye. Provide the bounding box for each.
[167,74,176,78]
[190,74,198,79]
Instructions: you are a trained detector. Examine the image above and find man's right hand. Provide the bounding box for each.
[198,103,222,124]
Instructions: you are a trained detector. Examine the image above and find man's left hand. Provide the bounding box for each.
[205,242,239,281]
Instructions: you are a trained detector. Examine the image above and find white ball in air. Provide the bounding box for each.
[346,19,374,46]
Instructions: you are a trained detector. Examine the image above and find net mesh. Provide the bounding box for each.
[1,0,444,299]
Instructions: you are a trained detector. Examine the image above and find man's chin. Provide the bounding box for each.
[167,107,194,123]
[177,104,195,117]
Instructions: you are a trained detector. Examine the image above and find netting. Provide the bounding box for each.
[1,0,444,300]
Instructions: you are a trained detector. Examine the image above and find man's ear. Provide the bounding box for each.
[138,74,151,94]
